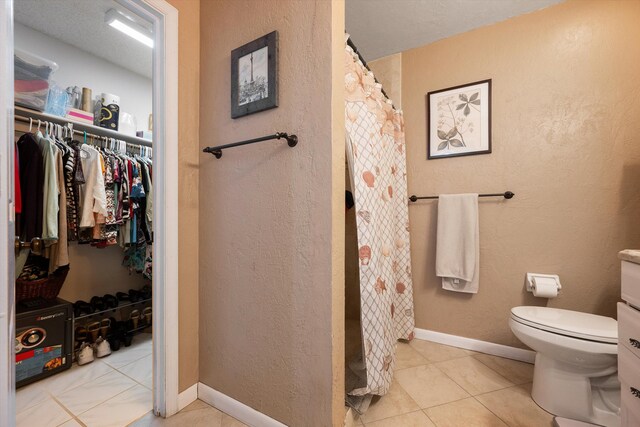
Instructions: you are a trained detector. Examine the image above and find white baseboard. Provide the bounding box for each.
[413,327,536,364]
[177,383,198,411]
[197,382,287,427]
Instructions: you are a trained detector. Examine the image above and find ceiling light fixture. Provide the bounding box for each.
[105,9,153,48]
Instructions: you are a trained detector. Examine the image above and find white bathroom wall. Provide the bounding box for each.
[14,22,152,132]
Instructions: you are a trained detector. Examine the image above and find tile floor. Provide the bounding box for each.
[130,400,248,427]
[18,330,552,427]
[351,339,555,427]
[17,334,154,427]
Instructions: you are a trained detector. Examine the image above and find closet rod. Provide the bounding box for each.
[409,191,515,202]
[202,132,298,159]
[14,106,152,147]
[346,36,395,110]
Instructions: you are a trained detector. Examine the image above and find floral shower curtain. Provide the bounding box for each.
[345,39,415,397]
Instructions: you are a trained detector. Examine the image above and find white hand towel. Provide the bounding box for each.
[435,193,479,293]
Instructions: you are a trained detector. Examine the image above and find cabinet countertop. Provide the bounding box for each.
[619,250,640,265]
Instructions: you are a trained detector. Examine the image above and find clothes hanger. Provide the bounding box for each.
[29,118,32,132]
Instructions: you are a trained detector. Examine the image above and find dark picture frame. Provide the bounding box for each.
[231,31,278,119]
[426,79,492,159]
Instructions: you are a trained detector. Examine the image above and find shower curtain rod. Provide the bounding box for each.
[346,36,396,110]
[409,191,515,202]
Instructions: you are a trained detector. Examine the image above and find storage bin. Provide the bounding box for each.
[14,48,58,112]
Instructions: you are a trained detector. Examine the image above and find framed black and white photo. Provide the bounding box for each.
[427,79,491,159]
[231,31,278,119]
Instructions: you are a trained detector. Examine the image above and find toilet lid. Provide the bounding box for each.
[511,306,617,344]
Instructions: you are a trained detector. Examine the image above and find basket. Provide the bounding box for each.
[16,266,69,302]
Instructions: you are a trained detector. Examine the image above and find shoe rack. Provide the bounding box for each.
[72,295,152,360]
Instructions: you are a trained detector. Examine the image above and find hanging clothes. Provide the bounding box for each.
[14,147,22,216]
[45,145,69,271]
[36,131,59,241]
[62,140,82,241]
[17,132,44,241]
[15,127,153,281]
[78,144,108,228]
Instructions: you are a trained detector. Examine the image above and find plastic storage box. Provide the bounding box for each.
[14,48,58,112]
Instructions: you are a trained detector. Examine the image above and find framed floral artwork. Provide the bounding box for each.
[426,79,491,159]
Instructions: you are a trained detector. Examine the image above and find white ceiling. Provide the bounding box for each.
[14,0,563,78]
[14,0,152,78]
[346,0,564,61]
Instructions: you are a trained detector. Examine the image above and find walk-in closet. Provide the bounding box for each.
[13,1,157,425]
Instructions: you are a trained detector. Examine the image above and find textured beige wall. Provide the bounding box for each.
[368,53,402,109]
[166,0,200,392]
[57,246,147,302]
[198,1,344,425]
[402,0,640,348]
[330,2,346,425]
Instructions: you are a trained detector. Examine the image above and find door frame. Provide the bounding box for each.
[0,0,16,425]
[0,0,180,424]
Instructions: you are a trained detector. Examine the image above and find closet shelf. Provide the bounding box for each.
[14,106,152,147]
[74,298,152,321]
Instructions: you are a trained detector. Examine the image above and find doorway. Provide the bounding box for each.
[0,0,179,425]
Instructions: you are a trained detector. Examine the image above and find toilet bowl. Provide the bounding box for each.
[509,306,620,427]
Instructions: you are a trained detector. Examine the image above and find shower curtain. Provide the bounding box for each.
[345,40,415,397]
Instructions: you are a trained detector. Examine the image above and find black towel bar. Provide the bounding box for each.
[409,191,515,202]
[203,132,298,159]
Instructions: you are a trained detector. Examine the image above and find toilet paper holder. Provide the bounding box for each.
[525,273,562,293]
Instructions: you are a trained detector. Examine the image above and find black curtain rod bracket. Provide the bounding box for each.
[409,191,515,202]
[203,132,298,159]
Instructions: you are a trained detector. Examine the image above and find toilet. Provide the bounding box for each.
[509,306,620,427]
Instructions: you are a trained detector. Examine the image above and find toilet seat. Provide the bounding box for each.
[511,306,617,344]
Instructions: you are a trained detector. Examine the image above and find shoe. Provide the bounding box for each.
[107,335,121,351]
[123,332,133,347]
[73,300,93,317]
[99,318,111,338]
[129,309,140,330]
[116,292,131,302]
[90,296,106,312]
[140,285,152,300]
[74,326,88,352]
[87,321,100,342]
[103,294,119,309]
[75,326,88,342]
[142,307,152,326]
[94,337,111,358]
[128,289,143,302]
[77,342,94,365]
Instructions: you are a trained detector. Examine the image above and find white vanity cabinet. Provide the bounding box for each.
[619,251,640,426]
